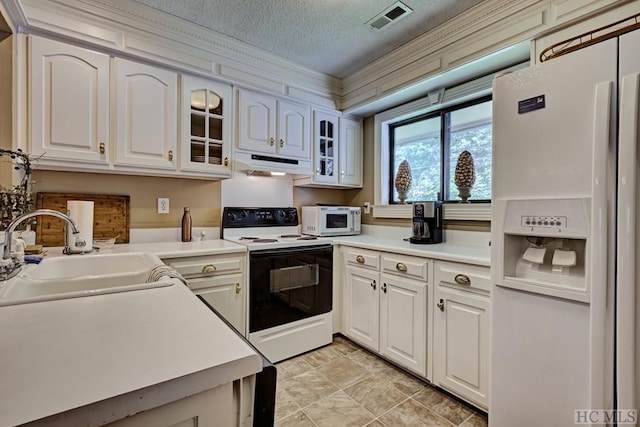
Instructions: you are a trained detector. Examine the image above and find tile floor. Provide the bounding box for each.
[274,336,488,427]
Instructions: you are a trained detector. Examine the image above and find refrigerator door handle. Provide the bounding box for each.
[617,72,639,413]
[589,80,613,410]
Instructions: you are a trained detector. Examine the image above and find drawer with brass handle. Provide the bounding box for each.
[165,255,243,278]
[435,261,490,293]
[381,253,429,281]
[344,247,379,269]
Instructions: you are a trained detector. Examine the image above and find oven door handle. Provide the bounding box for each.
[249,244,332,257]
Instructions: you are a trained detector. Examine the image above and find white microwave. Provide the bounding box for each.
[301,206,361,236]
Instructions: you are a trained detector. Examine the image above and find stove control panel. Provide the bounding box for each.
[222,207,299,227]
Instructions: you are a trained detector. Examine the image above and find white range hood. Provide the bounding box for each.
[232,151,313,177]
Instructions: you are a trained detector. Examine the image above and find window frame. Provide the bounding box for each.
[373,81,496,221]
[387,94,493,205]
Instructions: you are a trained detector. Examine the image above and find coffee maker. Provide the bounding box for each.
[410,201,443,244]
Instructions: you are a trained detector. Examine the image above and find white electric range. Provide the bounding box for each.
[221,207,333,362]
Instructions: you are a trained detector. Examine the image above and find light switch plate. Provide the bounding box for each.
[157,198,170,214]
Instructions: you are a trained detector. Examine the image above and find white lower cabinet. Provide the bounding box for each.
[380,273,427,377]
[188,273,245,334]
[106,382,236,427]
[163,253,246,335]
[341,245,491,410]
[343,248,428,377]
[433,261,490,410]
[344,265,380,351]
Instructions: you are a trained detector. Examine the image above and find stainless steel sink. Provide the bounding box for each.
[0,252,174,306]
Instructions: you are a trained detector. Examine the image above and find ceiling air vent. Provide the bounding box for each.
[366,1,413,31]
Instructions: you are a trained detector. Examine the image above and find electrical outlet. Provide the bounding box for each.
[157,198,170,214]
[363,202,371,214]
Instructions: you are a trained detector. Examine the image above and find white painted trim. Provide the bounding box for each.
[372,204,492,221]
[17,0,342,108]
[342,0,633,114]
[373,68,523,220]
[343,0,547,111]
[0,0,27,33]
[7,0,634,118]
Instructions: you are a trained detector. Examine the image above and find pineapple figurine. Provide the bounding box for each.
[454,150,476,203]
[394,160,412,204]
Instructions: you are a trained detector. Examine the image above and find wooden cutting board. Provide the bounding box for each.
[35,192,130,246]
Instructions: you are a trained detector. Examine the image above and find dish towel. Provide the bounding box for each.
[146,264,189,287]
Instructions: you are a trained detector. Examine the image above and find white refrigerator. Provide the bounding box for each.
[490,28,640,426]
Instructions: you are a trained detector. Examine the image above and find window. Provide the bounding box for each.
[389,96,492,204]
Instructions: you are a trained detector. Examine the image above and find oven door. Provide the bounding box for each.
[249,244,332,333]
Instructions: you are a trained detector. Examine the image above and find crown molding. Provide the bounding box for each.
[0,0,27,33]
[341,0,631,114]
[17,0,342,108]
[343,0,545,91]
[7,0,633,115]
[341,0,547,113]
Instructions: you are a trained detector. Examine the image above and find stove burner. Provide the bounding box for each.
[239,237,259,240]
[252,238,279,243]
[297,236,318,240]
[280,234,302,238]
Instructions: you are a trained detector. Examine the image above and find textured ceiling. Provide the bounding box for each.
[132,0,484,79]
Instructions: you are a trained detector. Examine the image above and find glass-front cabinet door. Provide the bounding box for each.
[180,75,232,177]
[313,110,340,184]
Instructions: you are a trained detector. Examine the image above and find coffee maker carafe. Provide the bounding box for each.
[410,201,443,244]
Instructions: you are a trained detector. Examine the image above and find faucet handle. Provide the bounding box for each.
[11,238,26,262]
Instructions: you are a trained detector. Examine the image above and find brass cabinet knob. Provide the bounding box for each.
[235,283,241,294]
[341,170,346,177]
[382,282,387,293]
[223,157,229,166]
[202,264,216,274]
[269,137,275,146]
[316,168,321,175]
[454,274,471,285]
[168,150,174,161]
[371,280,376,290]
[437,298,445,311]
[279,138,285,148]
[356,255,365,264]
[396,262,408,272]
[99,142,105,154]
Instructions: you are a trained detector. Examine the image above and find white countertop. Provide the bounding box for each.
[84,238,247,258]
[332,230,491,266]
[0,228,489,424]
[0,275,261,426]
[38,228,489,265]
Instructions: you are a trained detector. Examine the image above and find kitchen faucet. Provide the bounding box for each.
[1,209,86,280]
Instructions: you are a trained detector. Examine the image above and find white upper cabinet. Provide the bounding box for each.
[29,36,110,166]
[294,111,362,188]
[277,99,311,159]
[312,110,340,185]
[338,117,363,187]
[180,75,232,177]
[237,89,311,160]
[113,58,178,171]
[237,90,277,154]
